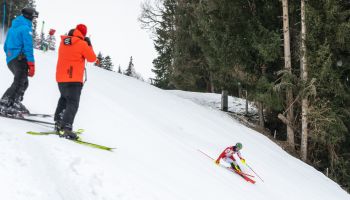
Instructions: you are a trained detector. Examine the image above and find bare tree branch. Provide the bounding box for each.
[139,0,164,31]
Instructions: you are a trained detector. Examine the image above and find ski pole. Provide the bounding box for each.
[246,164,264,182]
[84,63,88,84]
[198,149,215,160]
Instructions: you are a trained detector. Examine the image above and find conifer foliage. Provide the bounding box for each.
[0,0,37,39]
[95,52,114,71]
[124,56,143,80]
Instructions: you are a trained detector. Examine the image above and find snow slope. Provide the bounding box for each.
[0,50,349,200]
[168,90,258,115]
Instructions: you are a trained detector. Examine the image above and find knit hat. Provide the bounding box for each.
[76,24,87,36]
[22,7,39,21]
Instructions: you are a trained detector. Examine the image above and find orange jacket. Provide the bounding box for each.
[56,29,96,83]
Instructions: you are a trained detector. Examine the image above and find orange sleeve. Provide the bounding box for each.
[82,44,97,62]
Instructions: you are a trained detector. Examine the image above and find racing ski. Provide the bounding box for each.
[198,149,256,184]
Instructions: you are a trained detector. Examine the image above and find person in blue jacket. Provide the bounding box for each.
[0,7,39,115]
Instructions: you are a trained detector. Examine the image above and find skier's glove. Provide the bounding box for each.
[27,62,35,77]
[95,58,100,66]
[240,159,246,165]
[215,160,220,165]
[84,37,92,46]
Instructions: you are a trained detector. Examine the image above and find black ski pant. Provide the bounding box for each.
[1,57,29,104]
[54,82,83,129]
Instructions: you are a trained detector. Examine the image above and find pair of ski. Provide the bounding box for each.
[219,163,256,184]
[27,129,115,151]
[1,113,114,151]
[198,149,256,184]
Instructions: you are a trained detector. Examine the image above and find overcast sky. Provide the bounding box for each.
[35,0,156,80]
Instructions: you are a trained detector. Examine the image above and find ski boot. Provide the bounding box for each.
[0,101,22,117]
[54,121,63,133]
[0,102,5,115]
[58,129,79,140]
[58,124,79,140]
[0,98,12,116]
[12,100,30,114]
[231,163,242,172]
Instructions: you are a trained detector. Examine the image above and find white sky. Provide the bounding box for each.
[35,0,156,80]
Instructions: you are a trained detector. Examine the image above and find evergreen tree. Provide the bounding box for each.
[94,52,114,71]
[140,0,176,89]
[171,0,211,91]
[305,0,350,190]
[124,56,144,80]
[33,33,41,49]
[46,34,56,51]
[118,65,122,74]
[0,0,37,40]
[103,56,114,71]
[95,52,104,67]
[28,0,37,40]
[192,0,283,129]
[125,56,135,77]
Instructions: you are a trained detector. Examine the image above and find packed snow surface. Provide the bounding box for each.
[0,50,349,200]
[168,90,257,115]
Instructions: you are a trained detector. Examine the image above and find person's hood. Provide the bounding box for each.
[72,29,85,39]
[60,29,85,45]
[11,15,32,29]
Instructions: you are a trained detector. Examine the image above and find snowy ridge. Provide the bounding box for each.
[0,50,349,200]
[168,90,257,115]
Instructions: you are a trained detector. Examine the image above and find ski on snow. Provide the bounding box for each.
[223,165,256,184]
[22,113,53,118]
[27,129,85,136]
[0,113,55,125]
[197,149,256,184]
[26,129,115,152]
[1,112,114,151]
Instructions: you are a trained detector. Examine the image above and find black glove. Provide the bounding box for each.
[84,37,92,46]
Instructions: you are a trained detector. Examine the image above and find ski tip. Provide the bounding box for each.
[27,131,39,135]
[76,129,85,133]
[26,131,51,135]
[100,146,116,151]
[74,139,116,152]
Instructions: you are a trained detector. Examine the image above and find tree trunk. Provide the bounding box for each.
[300,0,309,161]
[278,114,298,132]
[245,90,249,116]
[209,72,215,93]
[221,90,228,112]
[282,0,295,148]
[258,102,265,127]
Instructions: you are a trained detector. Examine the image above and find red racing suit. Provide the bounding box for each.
[216,146,244,163]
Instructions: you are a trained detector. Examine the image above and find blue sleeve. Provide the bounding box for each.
[21,27,35,62]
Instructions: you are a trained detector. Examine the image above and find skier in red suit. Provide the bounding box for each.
[215,142,246,171]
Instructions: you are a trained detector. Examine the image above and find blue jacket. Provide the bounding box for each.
[4,15,35,63]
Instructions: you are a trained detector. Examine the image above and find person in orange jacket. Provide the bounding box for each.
[215,142,246,172]
[54,24,97,140]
